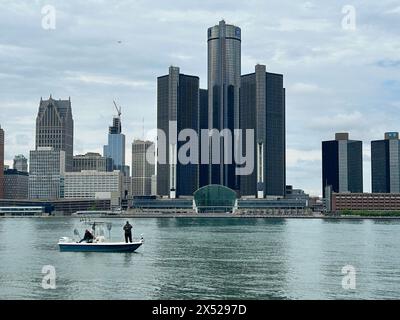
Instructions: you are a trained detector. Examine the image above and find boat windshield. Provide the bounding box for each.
[79,219,112,239]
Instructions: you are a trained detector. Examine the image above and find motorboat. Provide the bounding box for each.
[58,219,143,253]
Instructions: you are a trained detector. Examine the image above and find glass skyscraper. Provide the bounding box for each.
[322,133,363,197]
[240,65,286,198]
[157,66,199,198]
[208,20,241,190]
[103,112,126,174]
[371,132,400,193]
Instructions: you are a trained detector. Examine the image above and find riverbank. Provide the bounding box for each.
[3,212,400,219]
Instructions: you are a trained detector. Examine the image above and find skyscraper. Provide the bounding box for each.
[157,66,199,198]
[0,126,4,199]
[208,20,241,189]
[199,88,209,188]
[240,64,286,198]
[29,147,65,199]
[322,133,363,197]
[103,109,126,173]
[371,132,400,193]
[131,140,155,196]
[13,154,28,173]
[36,96,74,172]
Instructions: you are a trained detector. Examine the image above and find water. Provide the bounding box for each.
[0,217,400,299]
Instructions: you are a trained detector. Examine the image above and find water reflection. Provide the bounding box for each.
[152,218,289,299]
[0,217,400,299]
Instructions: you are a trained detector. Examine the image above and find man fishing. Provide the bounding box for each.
[123,221,133,243]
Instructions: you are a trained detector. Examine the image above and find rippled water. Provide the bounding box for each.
[0,217,400,299]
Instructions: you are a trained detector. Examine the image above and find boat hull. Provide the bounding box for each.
[58,241,143,252]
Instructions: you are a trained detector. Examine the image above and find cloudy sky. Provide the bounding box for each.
[1,0,400,196]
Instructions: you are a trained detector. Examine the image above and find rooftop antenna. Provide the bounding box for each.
[113,100,122,118]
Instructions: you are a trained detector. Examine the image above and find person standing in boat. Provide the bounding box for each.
[123,221,133,243]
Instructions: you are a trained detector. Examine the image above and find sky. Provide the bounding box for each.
[1,0,400,196]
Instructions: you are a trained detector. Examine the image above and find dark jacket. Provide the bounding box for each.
[83,230,94,240]
[123,223,132,234]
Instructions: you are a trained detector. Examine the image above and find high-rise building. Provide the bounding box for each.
[151,175,157,196]
[13,154,28,173]
[322,133,363,197]
[131,140,155,196]
[157,66,199,198]
[0,125,4,199]
[29,147,65,199]
[73,152,113,172]
[36,96,74,172]
[208,20,241,189]
[240,64,286,198]
[103,109,126,173]
[199,89,209,188]
[64,170,123,199]
[4,169,28,199]
[371,132,400,193]
[103,106,130,199]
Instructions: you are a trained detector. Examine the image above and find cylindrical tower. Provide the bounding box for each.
[207,20,241,189]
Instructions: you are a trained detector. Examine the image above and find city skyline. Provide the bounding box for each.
[1,1,400,195]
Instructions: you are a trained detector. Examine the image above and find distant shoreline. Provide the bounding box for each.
[2,213,400,219]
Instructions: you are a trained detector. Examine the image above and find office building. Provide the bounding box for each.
[103,108,126,172]
[208,20,241,189]
[28,147,65,199]
[322,133,363,197]
[3,169,28,199]
[36,96,74,172]
[151,175,157,196]
[131,140,155,196]
[157,66,199,198]
[73,152,113,172]
[13,154,28,172]
[371,132,400,193]
[240,64,286,198]
[199,89,209,188]
[0,126,4,199]
[64,170,123,199]
[332,192,400,212]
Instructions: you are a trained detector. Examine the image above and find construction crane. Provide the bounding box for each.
[113,100,122,118]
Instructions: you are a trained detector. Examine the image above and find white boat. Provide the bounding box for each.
[58,220,143,253]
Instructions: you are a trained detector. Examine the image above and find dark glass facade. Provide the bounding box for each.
[199,89,209,188]
[322,137,363,197]
[322,140,339,197]
[157,68,200,197]
[371,140,390,193]
[347,140,363,193]
[371,136,400,194]
[208,20,241,190]
[239,69,286,197]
